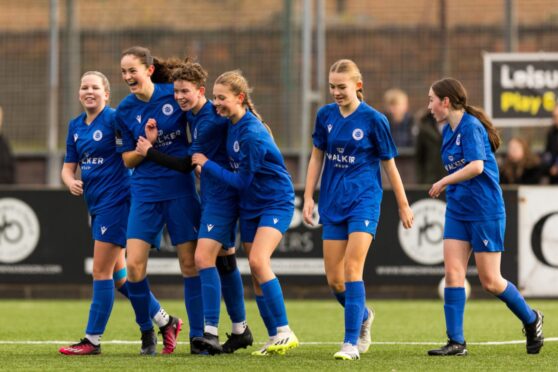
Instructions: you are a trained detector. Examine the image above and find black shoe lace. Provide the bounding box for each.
[72,338,91,347]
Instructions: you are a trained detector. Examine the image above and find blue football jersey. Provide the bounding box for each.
[225,111,294,219]
[187,101,238,216]
[115,83,197,202]
[64,107,129,215]
[441,112,505,221]
[312,102,397,224]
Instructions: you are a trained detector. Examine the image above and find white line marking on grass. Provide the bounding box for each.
[0,338,556,346]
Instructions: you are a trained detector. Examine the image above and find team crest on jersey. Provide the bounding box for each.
[136,115,142,123]
[352,128,364,141]
[233,140,240,152]
[327,124,333,133]
[73,133,78,142]
[162,104,174,116]
[456,133,461,146]
[93,130,103,141]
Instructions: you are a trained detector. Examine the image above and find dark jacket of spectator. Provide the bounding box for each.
[500,137,542,185]
[543,125,558,184]
[0,106,15,184]
[415,110,445,184]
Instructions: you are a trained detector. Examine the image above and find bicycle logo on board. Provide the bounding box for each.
[0,198,40,264]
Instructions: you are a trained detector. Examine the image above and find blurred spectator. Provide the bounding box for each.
[0,106,15,184]
[542,105,558,184]
[383,88,415,148]
[499,137,542,185]
[415,109,445,184]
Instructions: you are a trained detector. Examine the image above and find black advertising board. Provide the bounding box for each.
[0,188,518,287]
[0,189,91,283]
[483,52,558,126]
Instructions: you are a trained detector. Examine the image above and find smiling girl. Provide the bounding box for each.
[302,59,414,361]
[135,61,252,355]
[59,71,171,356]
[192,70,299,356]
[115,46,202,355]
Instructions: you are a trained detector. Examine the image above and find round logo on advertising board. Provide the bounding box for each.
[398,198,446,265]
[0,198,40,263]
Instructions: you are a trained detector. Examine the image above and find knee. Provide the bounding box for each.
[444,268,466,287]
[480,275,504,295]
[194,250,213,270]
[126,258,146,282]
[343,260,363,282]
[126,265,145,282]
[92,266,112,281]
[248,254,269,277]
[179,253,197,277]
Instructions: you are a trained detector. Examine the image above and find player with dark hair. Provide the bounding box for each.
[427,77,544,356]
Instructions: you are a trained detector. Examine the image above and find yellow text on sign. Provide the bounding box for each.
[500,91,556,115]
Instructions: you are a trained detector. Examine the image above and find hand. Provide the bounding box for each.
[67,179,83,196]
[192,153,208,167]
[145,118,158,144]
[550,165,558,176]
[429,178,447,198]
[399,204,414,229]
[302,197,315,226]
[135,136,152,156]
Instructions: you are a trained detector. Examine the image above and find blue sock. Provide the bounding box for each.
[444,287,466,344]
[497,281,536,325]
[117,281,129,299]
[255,295,277,337]
[184,276,204,338]
[85,279,115,335]
[334,290,368,322]
[199,267,221,327]
[127,278,153,332]
[220,268,246,323]
[118,281,161,320]
[344,281,365,345]
[261,278,288,328]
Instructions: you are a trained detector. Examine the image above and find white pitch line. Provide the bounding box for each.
[0,338,556,346]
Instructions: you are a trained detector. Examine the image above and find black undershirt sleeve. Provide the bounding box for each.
[145,147,195,173]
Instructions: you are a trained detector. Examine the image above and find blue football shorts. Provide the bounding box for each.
[240,208,294,243]
[443,215,505,252]
[322,218,377,240]
[127,195,201,246]
[198,209,238,249]
[91,200,129,248]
